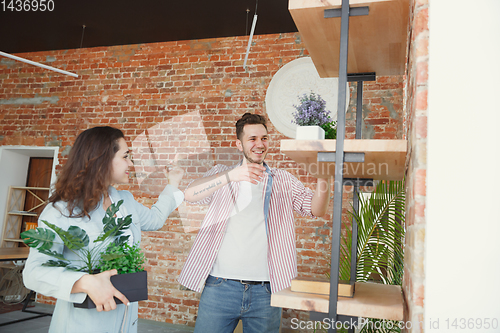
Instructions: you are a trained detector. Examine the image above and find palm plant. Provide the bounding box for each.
[340,180,405,284]
[337,180,406,333]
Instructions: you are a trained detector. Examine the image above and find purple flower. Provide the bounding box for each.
[291,92,331,126]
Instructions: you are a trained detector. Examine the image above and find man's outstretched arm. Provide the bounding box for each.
[311,178,331,217]
[184,163,266,202]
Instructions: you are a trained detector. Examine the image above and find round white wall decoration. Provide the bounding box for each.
[265,57,349,138]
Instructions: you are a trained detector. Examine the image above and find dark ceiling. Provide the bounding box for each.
[0,0,298,54]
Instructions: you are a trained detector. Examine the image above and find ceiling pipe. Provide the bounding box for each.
[243,0,259,69]
[0,51,78,78]
[243,14,257,69]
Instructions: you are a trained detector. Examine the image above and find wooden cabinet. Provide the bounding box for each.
[1,186,49,248]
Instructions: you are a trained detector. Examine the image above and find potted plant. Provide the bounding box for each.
[292,92,337,140]
[20,200,148,309]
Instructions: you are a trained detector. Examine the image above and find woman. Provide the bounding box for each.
[23,126,184,333]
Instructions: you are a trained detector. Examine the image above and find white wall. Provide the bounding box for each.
[426,0,500,331]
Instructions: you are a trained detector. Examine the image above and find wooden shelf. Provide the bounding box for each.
[289,0,410,77]
[10,187,50,191]
[8,211,38,217]
[2,186,49,248]
[271,282,404,321]
[0,247,29,261]
[292,278,354,297]
[4,238,24,243]
[281,139,406,180]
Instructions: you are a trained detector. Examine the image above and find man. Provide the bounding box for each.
[179,113,330,332]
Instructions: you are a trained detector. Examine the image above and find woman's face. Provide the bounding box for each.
[110,138,133,185]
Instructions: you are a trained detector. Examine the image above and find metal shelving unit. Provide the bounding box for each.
[271,1,409,332]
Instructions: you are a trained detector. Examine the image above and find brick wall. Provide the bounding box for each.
[402,0,428,331]
[0,32,404,328]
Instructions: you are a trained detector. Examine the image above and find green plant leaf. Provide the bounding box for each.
[114,235,130,247]
[38,249,67,261]
[20,226,56,251]
[339,180,405,285]
[67,226,89,247]
[359,318,401,333]
[42,260,69,268]
[101,252,126,261]
[100,200,123,235]
[335,180,405,333]
[97,200,133,242]
[321,119,337,139]
[98,242,146,274]
[106,200,122,217]
[95,228,117,243]
[41,221,89,251]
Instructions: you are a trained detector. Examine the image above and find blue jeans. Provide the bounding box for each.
[194,275,281,333]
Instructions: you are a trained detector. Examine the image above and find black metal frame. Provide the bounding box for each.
[322,1,376,332]
[311,311,358,331]
[324,7,369,18]
[0,289,52,327]
[318,152,365,163]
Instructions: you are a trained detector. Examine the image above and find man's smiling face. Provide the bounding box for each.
[236,124,269,164]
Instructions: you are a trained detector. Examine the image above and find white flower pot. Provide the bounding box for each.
[295,125,325,140]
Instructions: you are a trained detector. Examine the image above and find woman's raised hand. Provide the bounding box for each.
[165,155,184,188]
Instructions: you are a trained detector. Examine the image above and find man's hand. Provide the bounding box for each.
[72,269,129,312]
[185,163,266,202]
[228,163,265,184]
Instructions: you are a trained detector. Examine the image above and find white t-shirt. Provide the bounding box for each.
[210,180,269,281]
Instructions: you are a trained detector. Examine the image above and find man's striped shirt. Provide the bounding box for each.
[178,162,315,293]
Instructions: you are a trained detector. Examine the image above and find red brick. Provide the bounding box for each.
[414,8,429,36]
[416,88,428,111]
[415,169,427,196]
[416,61,428,85]
[416,115,427,139]
[416,37,429,58]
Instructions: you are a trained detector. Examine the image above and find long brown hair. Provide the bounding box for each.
[50,126,125,218]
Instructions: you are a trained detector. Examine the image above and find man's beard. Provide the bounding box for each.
[243,149,267,164]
